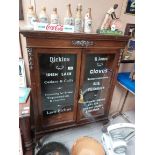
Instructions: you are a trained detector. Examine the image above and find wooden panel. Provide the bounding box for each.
[34,48,81,131]
[19,0,24,20]
[20,30,129,41]
[26,38,127,49]
[77,49,118,123]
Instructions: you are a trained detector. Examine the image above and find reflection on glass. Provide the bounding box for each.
[81,54,114,116]
[39,54,77,116]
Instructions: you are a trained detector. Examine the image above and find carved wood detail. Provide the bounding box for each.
[72,40,94,47]
[27,48,34,70]
[118,49,124,66]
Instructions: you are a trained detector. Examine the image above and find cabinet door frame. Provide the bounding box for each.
[76,48,120,123]
[33,48,81,130]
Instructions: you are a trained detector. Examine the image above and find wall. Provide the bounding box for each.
[20,0,124,32]
[120,0,135,32]
[20,0,135,32]
[19,0,135,115]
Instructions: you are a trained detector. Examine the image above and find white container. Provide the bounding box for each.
[51,8,59,24]
[74,4,83,33]
[26,5,37,29]
[38,7,48,23]
[64,17,74,26]
[84,8,92,33]
[75,18,83,33]
[64,4,74,26]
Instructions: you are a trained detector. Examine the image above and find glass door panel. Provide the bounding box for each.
[36,49,81,127]
[39,54,77,117]
[78,52,115,121]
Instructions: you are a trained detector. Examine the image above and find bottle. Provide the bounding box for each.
[38,7,48,23]
[84,8,92,33]
[74,4,83,32]
[64,4,74,26]
[26,5,37,29]
[51,8,59,24]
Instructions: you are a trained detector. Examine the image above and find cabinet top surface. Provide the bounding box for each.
[20,30,129,41]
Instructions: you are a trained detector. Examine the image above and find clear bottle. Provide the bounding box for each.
[51,8,59,24]
[26,5,37,29]
[38,7,48,23]
[64,4,74,26]
[84,8,92,33]
[74,4,83,32]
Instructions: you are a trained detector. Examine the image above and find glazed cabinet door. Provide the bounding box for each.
[77,49,118,123]
[35,49,81,130]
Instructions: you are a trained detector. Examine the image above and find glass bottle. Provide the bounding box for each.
[74,4,83,32]
[51,8,59,24]
[38,6,48,23]
[84,8,92,33]
[64,4,74,26]
[26,5,37,29]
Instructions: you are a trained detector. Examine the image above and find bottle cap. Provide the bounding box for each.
[67,4,71,7]
[28,5,33,10]
[42,6,46,11]
[53,8,57,11]
[77,4,82,11]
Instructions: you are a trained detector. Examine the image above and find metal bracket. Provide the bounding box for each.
[72,40,94,47]
[27,48,34,70]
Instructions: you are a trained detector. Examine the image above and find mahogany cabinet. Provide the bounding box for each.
[20,30,129,140]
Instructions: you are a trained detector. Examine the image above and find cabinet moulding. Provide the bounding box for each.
[72,40,94,47]
[27,48,34,70]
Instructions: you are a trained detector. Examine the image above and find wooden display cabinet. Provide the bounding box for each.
[20,30,129,140]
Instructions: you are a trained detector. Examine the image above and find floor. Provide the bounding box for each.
[35,110,135,155]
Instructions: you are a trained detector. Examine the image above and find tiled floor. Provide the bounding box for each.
[36,110,135,155]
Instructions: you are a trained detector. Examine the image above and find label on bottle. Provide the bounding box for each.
[27,16,37,28]
[84,19,92,33]
[74,18,82,32]
[64,17,74,26]
[39,17,48,23]
[51,17,59,24]
[27,17,32,26]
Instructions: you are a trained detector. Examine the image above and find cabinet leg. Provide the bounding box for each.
[20,117,33,151]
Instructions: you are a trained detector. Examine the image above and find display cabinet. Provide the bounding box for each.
[20,30,129,140]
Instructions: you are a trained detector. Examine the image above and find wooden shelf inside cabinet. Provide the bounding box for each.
[20,30,129,141]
